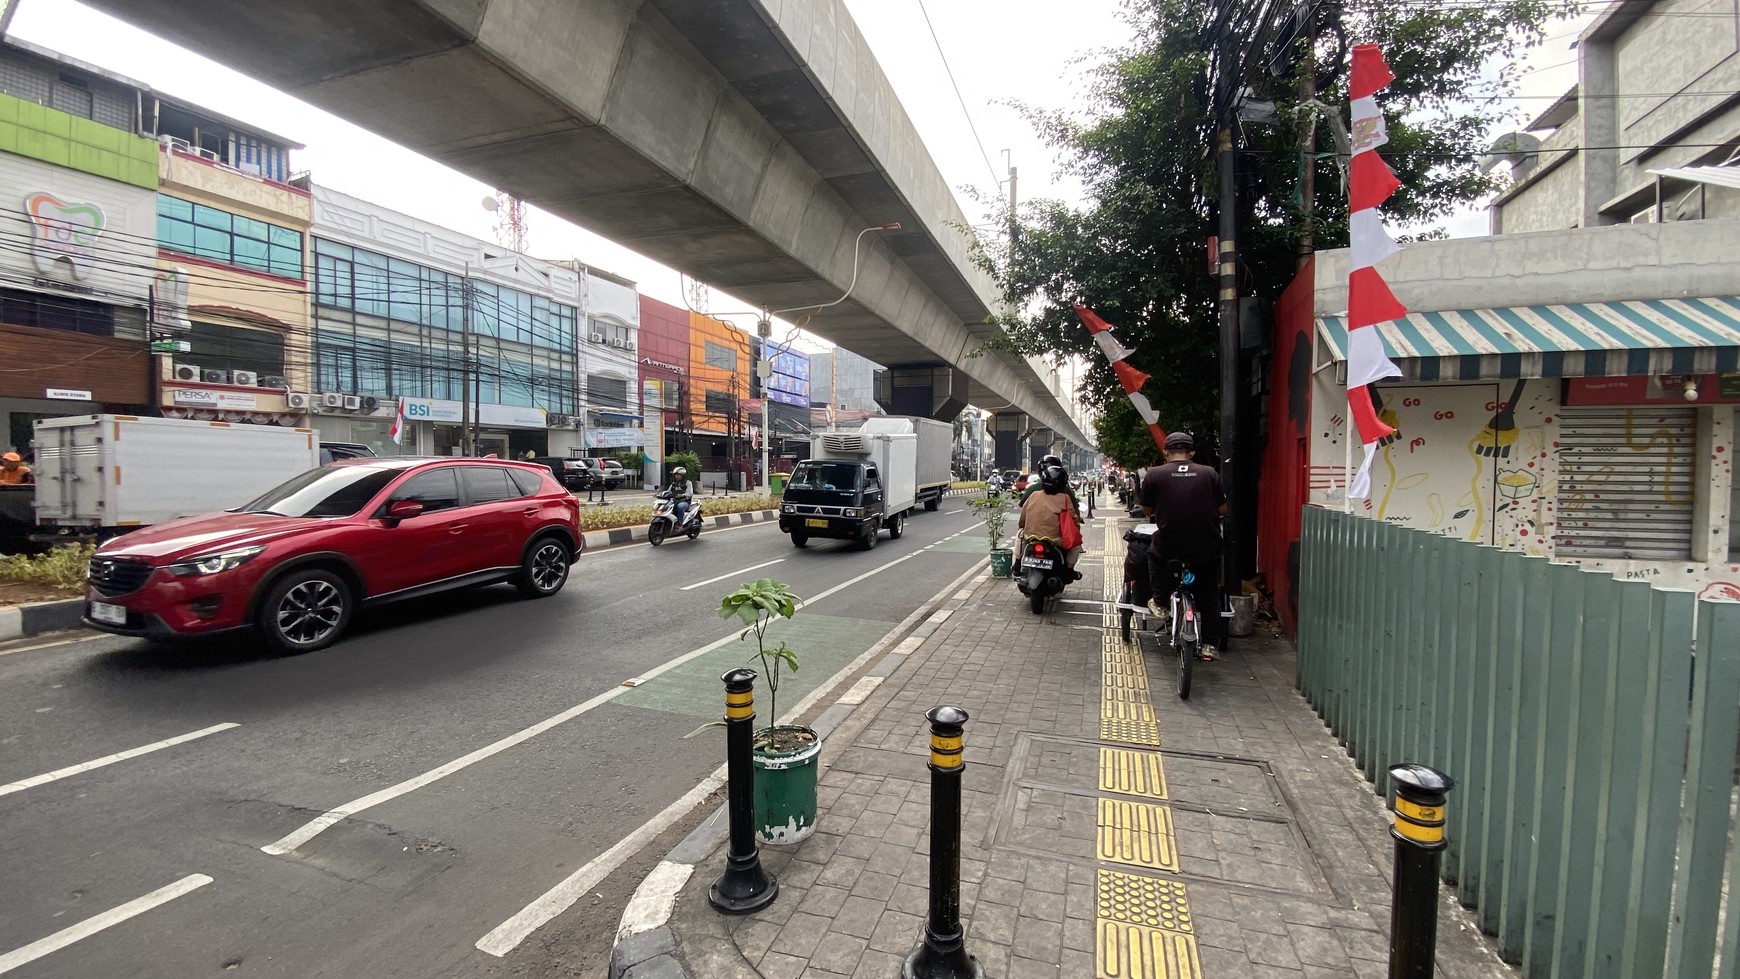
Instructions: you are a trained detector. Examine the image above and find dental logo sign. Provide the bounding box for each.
[25,193,107,280]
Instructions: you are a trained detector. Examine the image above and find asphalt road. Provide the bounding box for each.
[0,502,989,978]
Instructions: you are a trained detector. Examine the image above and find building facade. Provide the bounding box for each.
[808,347,882,423]
[1491,0,1740,232]
[753,336,811,468]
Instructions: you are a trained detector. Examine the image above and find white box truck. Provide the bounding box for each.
[31,415,320,540]
[857,416,952,510]
[776,415,954,549]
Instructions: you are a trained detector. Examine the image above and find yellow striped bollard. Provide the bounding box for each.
[708,668,777,914]
[904,706,982,979]
[1387,763,1454,978]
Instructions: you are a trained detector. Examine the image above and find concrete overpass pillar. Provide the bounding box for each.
[1028,428,1055,469]
[992,412,1027,470]
[875,365,969,422]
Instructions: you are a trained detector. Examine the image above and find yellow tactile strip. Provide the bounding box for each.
[1100,747,1169,800]
[1094,519,1203,977]
[1097,797,1180,871]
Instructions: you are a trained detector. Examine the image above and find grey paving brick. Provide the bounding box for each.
[757,950,808,979]
[1010,916,1062,964]
[808,932,868,976]
[768,912,832,959]
[831,896,886,939]
[866,909,924,954]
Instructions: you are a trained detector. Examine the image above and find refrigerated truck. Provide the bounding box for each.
[30,414,320,541]
[776,415,954,549]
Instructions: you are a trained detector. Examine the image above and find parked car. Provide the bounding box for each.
[82,458,581,653]
[529,455,593,491]
[570,457,624,489]
[319,442,376,464]
[599,459,628,487]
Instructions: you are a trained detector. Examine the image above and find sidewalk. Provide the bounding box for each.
[610,513,1515,979]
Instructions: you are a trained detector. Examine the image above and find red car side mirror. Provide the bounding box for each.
[385,499,424,523]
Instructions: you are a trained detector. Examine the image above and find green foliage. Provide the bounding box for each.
[719,578,804,728]
[970,0,1565,459]
[967,493,1012,552]
[0,543,93,592]
[664,450,702,482]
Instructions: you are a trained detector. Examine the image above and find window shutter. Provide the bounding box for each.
[1555,406,1696,560]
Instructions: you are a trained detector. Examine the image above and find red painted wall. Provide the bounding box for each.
[1257,257,1317,636]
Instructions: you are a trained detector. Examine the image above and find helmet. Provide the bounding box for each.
[672,467,687,478]
[1040,454,1063,470]
[1163,431,1195,450]
[1041,465,1068,492]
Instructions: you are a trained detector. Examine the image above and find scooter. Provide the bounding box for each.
[648,492,702,546]
[1015,535,1070,615]
[1115,523,1158,641]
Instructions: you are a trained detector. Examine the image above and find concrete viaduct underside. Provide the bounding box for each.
[84,0,1088,445]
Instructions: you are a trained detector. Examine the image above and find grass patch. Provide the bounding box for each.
[577,494,780,532]
[0,543,94,592]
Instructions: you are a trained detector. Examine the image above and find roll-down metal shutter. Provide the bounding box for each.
[1556,406,1696,560]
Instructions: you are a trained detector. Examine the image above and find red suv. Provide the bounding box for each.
[83,458,582,653]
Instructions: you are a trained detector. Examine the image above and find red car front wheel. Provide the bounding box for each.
[259,569,353,654]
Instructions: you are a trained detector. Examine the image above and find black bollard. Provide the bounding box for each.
[709,668,777,914]
[904,706,983,979]
[1387,763,1454,979]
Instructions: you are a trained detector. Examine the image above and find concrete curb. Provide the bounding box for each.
[607,557,993,979]
[578,488,981,554]
[0,598,84,642]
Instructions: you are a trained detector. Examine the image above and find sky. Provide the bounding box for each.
[9,0,1595,333]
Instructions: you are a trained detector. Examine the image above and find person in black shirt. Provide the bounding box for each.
[1138,431,1227,659]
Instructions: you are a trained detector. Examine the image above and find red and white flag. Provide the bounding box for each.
[1345,44,1405,498]
[1074,305,1166,452]
[388,397,407,446]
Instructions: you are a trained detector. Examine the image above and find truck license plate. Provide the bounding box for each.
[805,518,828,528]
[90,601,126,625]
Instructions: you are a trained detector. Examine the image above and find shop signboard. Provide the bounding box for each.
[26,192,105,279]
[173,389,259,410]
[585,427,644,449]
[400,399,549,429]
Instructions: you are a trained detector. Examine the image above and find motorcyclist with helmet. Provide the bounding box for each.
[665,466,697,528]
[1017,464,1083,580]
[1020,454,1079,510]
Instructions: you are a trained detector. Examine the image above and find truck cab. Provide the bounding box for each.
[778,457,898,549]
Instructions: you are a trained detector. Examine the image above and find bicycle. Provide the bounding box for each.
[1161,559,1202,700]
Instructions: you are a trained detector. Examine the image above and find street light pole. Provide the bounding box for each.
[758,317,773,494]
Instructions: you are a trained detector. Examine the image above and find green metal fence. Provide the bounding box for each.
[1298,506,1740,978]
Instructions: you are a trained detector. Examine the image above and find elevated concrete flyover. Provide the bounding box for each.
[86,0,1088,445]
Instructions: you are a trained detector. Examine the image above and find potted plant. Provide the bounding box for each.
[719,578,821,845]
[969,493,1014,577]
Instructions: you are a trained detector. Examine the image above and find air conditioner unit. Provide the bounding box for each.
[202,369,230,384]
[260,375,290,389]
[231,370,260,387]
[611,338,629,349]
[173,363,201,382]
[193,146,221,162]
[342,395,363,411]
[320,392,345,409]
[285,392,311,409]
[1630,208,1657,224]
[360,395,381,413]
[546,413,570,428]
[590,333,606,343]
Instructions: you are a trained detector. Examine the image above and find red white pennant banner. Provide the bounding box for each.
[1345,44,1405,498]
[1074,305,1166,452]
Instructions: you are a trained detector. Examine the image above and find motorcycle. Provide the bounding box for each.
[1015,535,1070,615]
[648,492,702,546]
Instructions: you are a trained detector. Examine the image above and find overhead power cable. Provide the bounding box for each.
[915,0,1004,192]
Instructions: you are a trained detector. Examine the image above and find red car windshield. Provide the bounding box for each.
[240,466,401,518]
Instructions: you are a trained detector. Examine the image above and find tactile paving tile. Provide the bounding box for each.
[1100,716,1162,746]
[1097,797,1179,871]
[1099,747,1168,799]
[1096,919,1203,979]
[1097,869,1192,930]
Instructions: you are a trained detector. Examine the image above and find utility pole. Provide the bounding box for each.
[1007,164,1019,248]
[758,316,772,494]
[460,262,472,457]
[1215,45,1242,607]
[1295,4,1319,270]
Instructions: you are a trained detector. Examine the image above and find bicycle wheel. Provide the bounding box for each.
[1175,595,1196,699]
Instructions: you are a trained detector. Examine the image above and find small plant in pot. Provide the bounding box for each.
[969,493,1014,577]
[719,578,822,844]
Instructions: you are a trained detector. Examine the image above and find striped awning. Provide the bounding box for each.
[1317,296,1740,381]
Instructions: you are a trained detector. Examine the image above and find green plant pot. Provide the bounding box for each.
[989,548,1014,578]
[753,725,822,845]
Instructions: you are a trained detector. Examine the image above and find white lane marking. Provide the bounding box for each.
[476,769,726,957]
[0,634,106,658]
[264,543,940,857]
[615,861,695,942]
[0,723,240,798]
[837,675,884,705]
[944,509,963,514]
[679,558,785,591]
[0,874,212,974]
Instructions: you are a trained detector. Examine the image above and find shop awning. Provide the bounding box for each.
[1316,296,1740,381]
[587,409,644,422]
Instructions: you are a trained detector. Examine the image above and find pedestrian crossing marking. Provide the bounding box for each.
[1097,798,1179,871]
[1099,747,1168,799]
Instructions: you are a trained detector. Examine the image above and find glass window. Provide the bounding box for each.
[507,467,545,496]
[389,468,461,513]
[241,466,399,518]
[705,341,736,372]
[461,466,521,503]
[157,196,304,279]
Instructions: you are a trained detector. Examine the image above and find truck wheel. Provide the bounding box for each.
[888,512,905,539]
[259,569,352,654]
[790,531,808,548]
[924,496,939,511]
[862,520,879,550]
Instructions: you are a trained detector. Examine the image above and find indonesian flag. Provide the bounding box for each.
[389,398,407,445]
[1345,44,1405,498]
[1074,305,1166,452]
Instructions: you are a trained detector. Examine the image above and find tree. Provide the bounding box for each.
[971,0,1564,460]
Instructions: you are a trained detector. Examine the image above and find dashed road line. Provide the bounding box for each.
[0,874,213,975]
[679,558,785,591]
[0,723,240,798]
